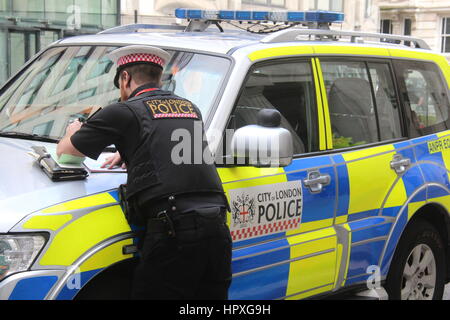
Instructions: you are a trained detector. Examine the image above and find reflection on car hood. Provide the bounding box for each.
[0,137,127,232]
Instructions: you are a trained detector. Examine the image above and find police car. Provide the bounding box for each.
[0,8,449,300]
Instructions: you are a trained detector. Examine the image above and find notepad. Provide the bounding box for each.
[84,153,127,173]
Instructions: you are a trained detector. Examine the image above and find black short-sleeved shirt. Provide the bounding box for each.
[71,102,139,162]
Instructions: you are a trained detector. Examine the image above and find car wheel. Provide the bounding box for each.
[385,219,446,300]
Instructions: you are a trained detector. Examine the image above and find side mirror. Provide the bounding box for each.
[231,109,293,167]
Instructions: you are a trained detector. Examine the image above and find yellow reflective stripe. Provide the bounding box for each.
[313,45,390,57]
[217,167,285,184]
[342,144,407,214]
[407,201,427,221]
[42,193,117,213]
[79,239,133,272]
[248,46,314,61]
[312,58,327,150]
[434,131,450,179]
[39,205,131,266]
[388,49,450,87]
[314,58,333,149]
[286,228,336,296]
[334,215,347,225]
[427,195,450,215]
[333,243,343,288]
[342,223,351,286]
[23,214,73,231]
[286,217,334,235]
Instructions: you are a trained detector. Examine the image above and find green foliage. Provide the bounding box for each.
[332,133,366,149]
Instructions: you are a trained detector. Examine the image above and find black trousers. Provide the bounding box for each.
[130,207,232,300]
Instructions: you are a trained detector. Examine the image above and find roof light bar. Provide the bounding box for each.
[175,8,344,24]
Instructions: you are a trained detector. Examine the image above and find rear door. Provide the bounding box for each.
[317,57,412,287]
[217,57,340,299]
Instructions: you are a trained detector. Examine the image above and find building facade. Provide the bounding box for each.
[120,0,379,34]
[376,0,450,60]
[0,0,120,84]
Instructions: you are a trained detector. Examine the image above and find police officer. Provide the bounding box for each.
[57,45,232,300]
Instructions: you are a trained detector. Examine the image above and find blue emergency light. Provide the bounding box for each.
[174,8,344,24]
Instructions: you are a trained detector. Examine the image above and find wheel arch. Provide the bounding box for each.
[74,257,138,300]
[409,202,450,282]
[381,199,450,282]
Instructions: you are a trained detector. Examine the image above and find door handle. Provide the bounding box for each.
[390,154,411,175]
[303,170,331,194]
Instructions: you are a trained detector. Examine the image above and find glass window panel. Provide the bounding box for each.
[368,63,402,140]
[404,19,412,35]
[40,31,60,50]
[322,60,378,148]
[102,0,117,14]
[0,46,230,140]
[0,30,8,85]
[445,36,450,53]
[29,33,37,58]
[446,17,450,34]
[225,61,318,154]
[10,32,26,77]
[0,0,11,12]
[400,62,449,130]
[12,0,45,19]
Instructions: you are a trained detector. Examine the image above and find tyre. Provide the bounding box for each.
[385,219,446,300]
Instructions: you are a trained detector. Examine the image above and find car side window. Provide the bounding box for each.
[224,60,318,156]
[393,60,450,136]
[321,60,403,149]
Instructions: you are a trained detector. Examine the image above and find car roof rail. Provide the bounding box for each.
[261,28,431,50]
[98,23,186,34]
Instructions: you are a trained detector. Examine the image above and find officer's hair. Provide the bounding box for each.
[121,63,162,85]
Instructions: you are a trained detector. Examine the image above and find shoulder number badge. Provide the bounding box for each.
[146,99,199,120]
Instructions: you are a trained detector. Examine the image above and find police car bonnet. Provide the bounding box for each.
[107,45,171,88]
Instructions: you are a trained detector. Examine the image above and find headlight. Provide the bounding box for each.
[0,234,46,281]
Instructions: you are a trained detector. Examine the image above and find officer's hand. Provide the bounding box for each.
[65,120,83,136]
[102,151,126,169]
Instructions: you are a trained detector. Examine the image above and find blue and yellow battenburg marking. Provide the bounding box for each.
[8,191,133,300]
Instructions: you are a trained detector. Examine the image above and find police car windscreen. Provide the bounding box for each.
[0,46,230,140]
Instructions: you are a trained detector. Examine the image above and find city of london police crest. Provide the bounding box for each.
[232,194,256,227]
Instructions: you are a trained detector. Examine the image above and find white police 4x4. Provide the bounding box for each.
[0,9,450,300]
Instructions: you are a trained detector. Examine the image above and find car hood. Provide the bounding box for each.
[0,137,127,232]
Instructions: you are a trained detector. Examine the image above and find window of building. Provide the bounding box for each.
[404,18,412,46]
[223,60,319,156]
[442,17,450,53]
[321,60,402,149]
[9,30,39,77]
[380,19,393,34]
[310,0,344,12]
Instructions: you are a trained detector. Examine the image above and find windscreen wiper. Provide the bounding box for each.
[0,131,59,143]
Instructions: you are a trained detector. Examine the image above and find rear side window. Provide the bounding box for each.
[393,60,450,136]
[321,59,402,149]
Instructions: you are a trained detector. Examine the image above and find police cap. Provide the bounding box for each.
[107,45,171,88]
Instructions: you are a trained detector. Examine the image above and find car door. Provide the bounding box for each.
[216,58,341,300]
[316,57,412,288]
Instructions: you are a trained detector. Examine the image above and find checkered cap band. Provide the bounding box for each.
[117,53,165,68]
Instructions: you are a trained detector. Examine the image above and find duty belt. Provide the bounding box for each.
[146,196,225,238]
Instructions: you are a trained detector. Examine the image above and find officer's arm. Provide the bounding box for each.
[57,120,86,158]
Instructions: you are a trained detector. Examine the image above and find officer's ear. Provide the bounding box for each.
[120,70,132,89]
